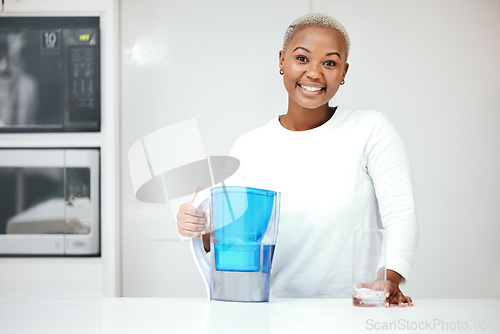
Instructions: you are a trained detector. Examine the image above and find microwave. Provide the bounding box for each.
[0,17,100,132]
[0,148,100,256]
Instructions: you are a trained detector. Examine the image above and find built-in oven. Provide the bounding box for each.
[0,17,100,132]
[0,148,100,256]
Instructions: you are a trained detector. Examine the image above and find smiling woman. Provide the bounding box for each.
[176,13,418,307]
[279,25,349,130]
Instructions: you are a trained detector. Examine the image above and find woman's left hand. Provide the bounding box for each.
[384,269,413,307]
[383,280,413,307]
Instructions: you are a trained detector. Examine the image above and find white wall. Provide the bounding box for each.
[120,0,500,298]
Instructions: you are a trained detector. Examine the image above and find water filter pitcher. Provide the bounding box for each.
[192,186,280,302]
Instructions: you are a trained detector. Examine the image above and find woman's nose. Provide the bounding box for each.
[305,62,321,79]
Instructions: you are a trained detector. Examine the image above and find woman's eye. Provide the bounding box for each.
[324,60,337,67]
[296,56,307,62]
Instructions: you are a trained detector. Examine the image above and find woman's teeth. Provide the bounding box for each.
[300,85,323,92]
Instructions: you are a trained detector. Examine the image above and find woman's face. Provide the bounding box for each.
[279,26,349,111]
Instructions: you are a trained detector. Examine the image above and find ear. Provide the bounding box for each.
[342,63,349,81]
[279,50,285,72]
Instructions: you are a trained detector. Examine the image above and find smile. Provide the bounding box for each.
[298,84,325,93]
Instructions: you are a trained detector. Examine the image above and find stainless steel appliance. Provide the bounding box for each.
[0,148,100,255]
[0,17,100,132]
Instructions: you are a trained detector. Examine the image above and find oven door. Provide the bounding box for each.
[0,149,99,255]
[0,18,100,133]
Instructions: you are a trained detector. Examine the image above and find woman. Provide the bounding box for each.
[177,13,418,307]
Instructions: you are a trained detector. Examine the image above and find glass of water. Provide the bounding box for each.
[352,229,386,307]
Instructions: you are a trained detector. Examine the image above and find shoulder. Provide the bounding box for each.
[333,108,390,135]
[344,109,406,154]
[331,108,405,149]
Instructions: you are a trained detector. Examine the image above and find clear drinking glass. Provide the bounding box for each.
[352,229,386,307]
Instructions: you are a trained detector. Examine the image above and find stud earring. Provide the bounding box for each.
[279,70,284,75]
[340,80,345,85]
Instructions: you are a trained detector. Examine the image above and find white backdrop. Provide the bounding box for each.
[120,0,500,298]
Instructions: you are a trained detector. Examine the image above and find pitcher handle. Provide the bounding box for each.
[190,196,211,296]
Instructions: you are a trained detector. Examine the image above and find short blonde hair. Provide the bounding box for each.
[283,13,350,58]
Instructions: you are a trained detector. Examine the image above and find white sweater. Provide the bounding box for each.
[226,106,418,298]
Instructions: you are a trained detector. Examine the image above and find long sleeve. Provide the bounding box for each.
[364,113,419,280]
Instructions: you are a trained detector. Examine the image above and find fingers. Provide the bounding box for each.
[394,294,412,307]
[383,281,413,307]
[384,288,391,308]
[177,212,207,231]
[177,188,208,238]
[180,202,207,219]
[355,283,371,289]
[395,293,406,307]
[179,229,203,238]
[177,216,207,238]
[190,186,205,203]
[356,280,385,290]
[383,282,395,307]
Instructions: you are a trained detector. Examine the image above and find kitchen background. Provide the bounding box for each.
[0,0,498,299]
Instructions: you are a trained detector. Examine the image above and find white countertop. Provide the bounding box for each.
[0,298,498,334]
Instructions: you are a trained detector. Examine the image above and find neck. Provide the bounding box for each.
[280,99,336,131]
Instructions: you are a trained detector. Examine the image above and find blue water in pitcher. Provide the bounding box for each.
[211,186,276,272]
[209,186,279,302]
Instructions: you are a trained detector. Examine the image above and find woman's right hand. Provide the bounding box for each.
[176,187,208,238]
